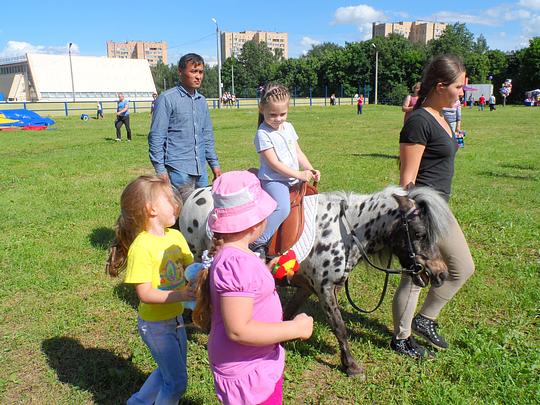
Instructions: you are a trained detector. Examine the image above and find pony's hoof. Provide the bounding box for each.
[345,364,366,380]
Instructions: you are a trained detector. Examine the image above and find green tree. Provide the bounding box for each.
[520,37,540,92]
[150,61,178,93]
[235,40,280,97]
[428,23,475,58]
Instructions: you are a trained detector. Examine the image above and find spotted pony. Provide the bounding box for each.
[179,184,452,376]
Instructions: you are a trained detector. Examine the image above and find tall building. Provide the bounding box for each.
[372,21,447,45]
[106,40,167,66]
[220,31,288,60]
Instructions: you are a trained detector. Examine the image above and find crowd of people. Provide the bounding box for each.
[107,52,475,404]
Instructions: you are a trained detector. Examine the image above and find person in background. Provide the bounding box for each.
[96,101,103,119]
[442,99,462,134]
[357,93,365,115]
[489,94,496,111]
[478,94,486,111]
[115,93,131,142]
[402,82,421,123]
[150,92,158,116]
[149,53,221,191]
[392,54,475,359]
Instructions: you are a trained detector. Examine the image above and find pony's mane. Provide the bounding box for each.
[329,185,452,244]
[408,186,453,244]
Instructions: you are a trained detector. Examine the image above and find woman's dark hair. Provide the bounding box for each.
[414,55,466,110]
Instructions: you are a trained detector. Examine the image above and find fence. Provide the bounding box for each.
[0,95,368,117]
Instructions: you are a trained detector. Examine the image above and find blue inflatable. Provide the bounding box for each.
[0,109,55,127]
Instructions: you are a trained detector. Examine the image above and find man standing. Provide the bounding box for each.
[149,53,221,190]
[115,93,131,142]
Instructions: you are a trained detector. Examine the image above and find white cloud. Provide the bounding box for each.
[523,14,540,35]
[333,4,386,40]
[0,40,79,58]
[518,0,540,10]
[432,11,497,26]
[300,36,322,55]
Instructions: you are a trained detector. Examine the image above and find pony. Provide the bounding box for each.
[179,184,453,376]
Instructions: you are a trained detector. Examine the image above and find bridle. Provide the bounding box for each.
[339,199,432,313]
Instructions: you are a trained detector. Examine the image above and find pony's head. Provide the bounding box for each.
[391,187,452,287]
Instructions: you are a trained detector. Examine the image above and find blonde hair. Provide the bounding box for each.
[258,83,290,127]
[106,175,180,276]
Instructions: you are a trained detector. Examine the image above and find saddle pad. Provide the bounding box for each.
[290,194,319,263]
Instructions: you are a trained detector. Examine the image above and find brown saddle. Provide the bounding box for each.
[267,181,318,257]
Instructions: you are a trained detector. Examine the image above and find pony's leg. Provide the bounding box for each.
[317,285,365,377]
[283,287,312,320]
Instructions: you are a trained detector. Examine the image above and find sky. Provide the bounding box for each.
[1,0,540,65]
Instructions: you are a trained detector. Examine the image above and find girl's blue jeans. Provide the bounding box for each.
[127,315,187,405]
[254,179,291,246]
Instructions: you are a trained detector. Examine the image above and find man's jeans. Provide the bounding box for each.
[168,167,209,190]
[127,315,187,405]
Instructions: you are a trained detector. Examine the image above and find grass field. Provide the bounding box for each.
[0,104,539,404]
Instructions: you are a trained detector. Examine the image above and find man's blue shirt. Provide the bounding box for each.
[148,84,219,176]
[117,99,129,116]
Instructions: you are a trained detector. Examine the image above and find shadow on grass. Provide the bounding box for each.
[278,287,392,359]
[41,337,204,405]
[41,336,144,405]
[478,170,537,181]
[114,283,139,310]
[352,153,399,160]
[89,227,115,250]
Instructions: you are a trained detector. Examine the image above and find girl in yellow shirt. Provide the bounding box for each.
[107,175,194,404]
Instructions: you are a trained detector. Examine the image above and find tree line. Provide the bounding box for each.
[151,23,540,105]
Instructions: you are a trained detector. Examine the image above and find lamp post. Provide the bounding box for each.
[372,43,378,105]
[211,18,222,107]
[231,34,235,96]
[68,42,75,102]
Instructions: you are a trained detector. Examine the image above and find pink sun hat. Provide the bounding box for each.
[208,170,277,233]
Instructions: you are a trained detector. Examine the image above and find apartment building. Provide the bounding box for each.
[372,21,447,45]
[220,31,288,60]
[106,40,167,66]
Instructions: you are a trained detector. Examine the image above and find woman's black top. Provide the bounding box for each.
[400,108,458,201]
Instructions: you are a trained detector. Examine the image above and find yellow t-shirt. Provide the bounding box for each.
[124,229,194,321]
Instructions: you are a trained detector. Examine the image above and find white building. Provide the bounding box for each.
[0,53,156,102]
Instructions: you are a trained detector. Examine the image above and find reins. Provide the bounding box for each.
[339,199,426,313]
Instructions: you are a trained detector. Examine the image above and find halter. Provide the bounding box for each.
[339,199,432,313]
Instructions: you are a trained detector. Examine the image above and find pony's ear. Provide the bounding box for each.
[392,193,414,213]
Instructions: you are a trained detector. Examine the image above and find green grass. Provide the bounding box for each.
[0,105,539,404]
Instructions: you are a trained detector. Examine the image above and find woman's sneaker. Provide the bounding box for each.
[412,314,449,349]
[391,336,434,359]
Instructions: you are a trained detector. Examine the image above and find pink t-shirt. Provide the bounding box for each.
[208,246,285,405]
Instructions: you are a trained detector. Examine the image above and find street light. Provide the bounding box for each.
[372,43,378,105]
[231,34,235,96]
[68,42,75,102]
[211,18,222,107]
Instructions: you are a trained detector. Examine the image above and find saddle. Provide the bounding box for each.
[267,181,318,257]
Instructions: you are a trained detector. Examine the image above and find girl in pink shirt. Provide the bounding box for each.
[402,82,421,123]
[193,170,313,405]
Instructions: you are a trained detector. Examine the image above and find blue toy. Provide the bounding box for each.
[183,251,212,310]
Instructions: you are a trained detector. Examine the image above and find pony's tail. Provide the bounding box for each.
[192,236,224,333]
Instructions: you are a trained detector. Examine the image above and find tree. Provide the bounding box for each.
[150,61,178,93]
[236,40,280,97]
[428,23,475,58]
[520,37,540,92]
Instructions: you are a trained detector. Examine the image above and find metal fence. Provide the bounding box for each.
[0,95,368,117]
